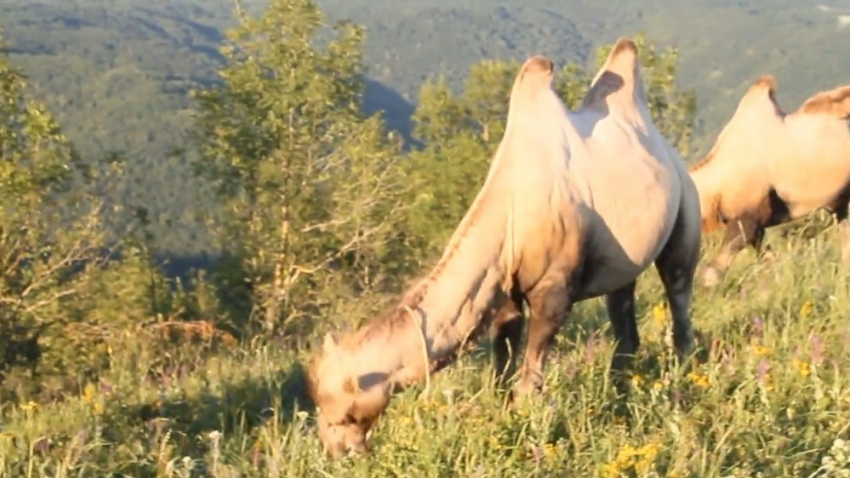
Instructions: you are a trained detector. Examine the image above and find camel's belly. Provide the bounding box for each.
[776,168,850,218]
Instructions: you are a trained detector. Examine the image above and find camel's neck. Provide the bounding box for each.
[347,172,512,390]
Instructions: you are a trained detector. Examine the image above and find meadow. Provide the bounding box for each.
[2,222,850,477]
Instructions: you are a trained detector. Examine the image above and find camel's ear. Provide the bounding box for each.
[323,332,340,356]
[343,376,359,394]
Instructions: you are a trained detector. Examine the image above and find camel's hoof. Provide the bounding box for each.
[701,267,722,288]
[509,380,542,406]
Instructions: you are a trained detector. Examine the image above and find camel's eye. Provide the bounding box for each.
[329,412,357,427]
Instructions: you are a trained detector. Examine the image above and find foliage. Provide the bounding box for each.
[190,0,412,338]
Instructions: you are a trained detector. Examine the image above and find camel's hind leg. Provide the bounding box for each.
[656,203,700,360]
[605,281,639,375]
[489,289,525,387]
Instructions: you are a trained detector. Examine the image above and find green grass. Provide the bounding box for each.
[3,227,850,477]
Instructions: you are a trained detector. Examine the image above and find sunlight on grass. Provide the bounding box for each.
[3,231,850,477]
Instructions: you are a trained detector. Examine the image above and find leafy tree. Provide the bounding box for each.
[0,32,169,401]
[190,0,411,338]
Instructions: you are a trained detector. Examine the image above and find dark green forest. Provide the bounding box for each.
[3,0,850,259]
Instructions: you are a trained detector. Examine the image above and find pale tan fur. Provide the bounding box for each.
[689,77,850,286]
[307,39,702,458]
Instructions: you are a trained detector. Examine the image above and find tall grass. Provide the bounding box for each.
[2,226,850,477]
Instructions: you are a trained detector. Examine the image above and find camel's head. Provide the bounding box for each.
[306,332,392,459]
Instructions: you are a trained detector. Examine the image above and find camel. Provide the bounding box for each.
[306,38,702,459]
[690,76,850,287]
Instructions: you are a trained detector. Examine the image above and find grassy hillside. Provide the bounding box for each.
[2,231,850,476]
[2,0,850,257]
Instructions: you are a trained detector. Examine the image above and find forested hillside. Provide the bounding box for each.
[3,0,850,257]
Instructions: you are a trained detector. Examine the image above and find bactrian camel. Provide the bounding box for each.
[306,38,702,459]
[690,76,850,287]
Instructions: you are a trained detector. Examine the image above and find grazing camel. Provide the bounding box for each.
[690,76,850,287]
[306,38,702,458]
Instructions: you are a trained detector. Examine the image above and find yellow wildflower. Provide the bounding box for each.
[602,442,661,477]
[630,374,644,387]
[652,380,664,392]
[20,401,37,413]
[82,383,97,403]
[793,358,811,377]
[799,301,813,318]
[751,345,771,357]
[760,373,775,392]
[652,303,666,326]
[687,371,710,389]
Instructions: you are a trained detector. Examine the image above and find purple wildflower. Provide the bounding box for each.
[757,359,770,385]
[810,334,824,365]
[531,444,544,463]
[584,332,598,363]
[33,437,50,454]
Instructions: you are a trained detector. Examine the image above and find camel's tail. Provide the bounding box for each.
[797,85,850,119]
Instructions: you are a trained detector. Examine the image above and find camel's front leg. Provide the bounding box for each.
[605,281,639,373]
[510,278,574,403]
[489,291,525,388]
[833,202,850,265]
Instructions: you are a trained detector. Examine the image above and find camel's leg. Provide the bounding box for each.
[701,215,764,287]
[490,292,525,386]
[510,280,573,401]
[605,281,639,376]
[655,243,699,362]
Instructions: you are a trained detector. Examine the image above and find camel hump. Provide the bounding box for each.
[520,55,554,77]
[741,75,777,103]
[582,38,641,110]
[732,75,783,115]
[605,38,639,78]
[511,54,555,97]
[797,85,850,118]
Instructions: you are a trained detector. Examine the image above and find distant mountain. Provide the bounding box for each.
[2,0,850,256]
